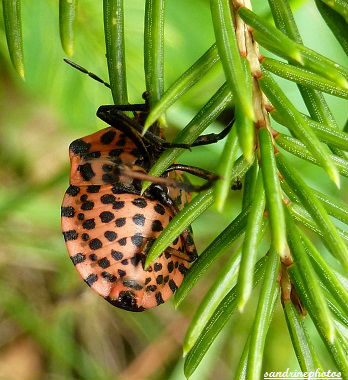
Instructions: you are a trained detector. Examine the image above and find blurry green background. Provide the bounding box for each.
[0,1,346,379]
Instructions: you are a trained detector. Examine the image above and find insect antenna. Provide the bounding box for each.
[63,58,110,89]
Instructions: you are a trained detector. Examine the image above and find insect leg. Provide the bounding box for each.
[159,120,235,150]
[98,103,148,112]
[189,120,234,147]
[113,163,213,192]
[165,245,198,263]
[163,164,219,192]
[165,164,217,180]
[97,105,146,127]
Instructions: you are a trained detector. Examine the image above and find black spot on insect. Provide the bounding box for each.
[155,292,164,305]
[178,263,188,275]
[109,148,123,157]
[154,204,165,215]
[98,257,110,269]
[130,254,143,266]
[111,184,131,194]
[132,198,147,208]
[167,261,174,273]
[78,163,95,181]
[81,233,90,241]
[111,250,123,260]
[164,275,169,283]
[121,259,129,265]
[80,194,88,202]
[104,231,117,241]
[82,218,95,230]
[70,253,85,265]
[131,234,143,247]
[89,238,102,250]
[156,275,163,285]
[154,263,162,272]
[145,277,151,285]
[61,206,75,218]
[164,251,171,259]
[85,273,98,286]
[77,213,85,220]
[81,201,94,210]
[133,214,145,226]
[89,254,98,261]
[101,272,117,282]
[172,237,179,245]
[112,201,125,210]
[123,280,143,290]
[102,164,113,172]
[100,130,116,144]
[175,261,179,268]
[152,220,163,232]
[115,218,126,227]
[63,230,78,241]
[66,185,80,196]
[70,139,91,155]
[146,285,157,292]
[118,269,126,277]
[84,151,101,160]
[87,185,101,193]
[101,194,115,204]
[102,174,114,183]
[118,237,127,246]
[169,279,178,293]
[100,211,115,223]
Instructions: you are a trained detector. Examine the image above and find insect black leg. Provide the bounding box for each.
[99,104,148,112]
[104,92,150,113]
[163,164,220,192]
[114,164,216,193]
[165,164,217,180]
[165,246,197,263]
[147,184,177,209]
[189,120,234,147]
[159,119,235,150]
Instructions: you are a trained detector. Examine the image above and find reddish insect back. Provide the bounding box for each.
[61,126,196,311]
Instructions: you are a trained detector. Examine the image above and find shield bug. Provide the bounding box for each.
[61,60,233,311]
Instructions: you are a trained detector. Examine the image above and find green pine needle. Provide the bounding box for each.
[2,0,25,78]
[59,0,78,57]
[236,172,266,311]
[103,0,128,105]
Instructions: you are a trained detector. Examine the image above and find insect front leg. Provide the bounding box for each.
[114,164,215,193]
[163,164,220,192]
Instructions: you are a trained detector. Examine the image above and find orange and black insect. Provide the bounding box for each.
[61,60,233,311]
